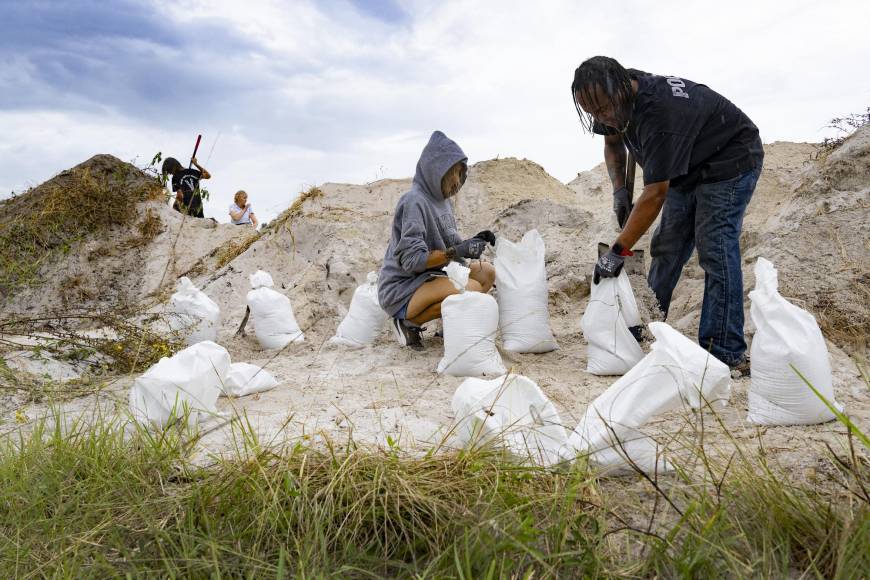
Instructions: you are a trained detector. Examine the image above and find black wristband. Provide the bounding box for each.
[445,246,456,260]
[611,242,625,255]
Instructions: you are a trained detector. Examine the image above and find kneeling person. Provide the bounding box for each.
[378,130,496,350]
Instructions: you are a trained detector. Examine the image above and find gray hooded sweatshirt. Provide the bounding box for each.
[378,131,467,317]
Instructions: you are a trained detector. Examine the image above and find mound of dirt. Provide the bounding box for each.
[0,155,252,317]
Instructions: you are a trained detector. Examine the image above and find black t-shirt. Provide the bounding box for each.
[171,168,204,217]
[593,70,763,188]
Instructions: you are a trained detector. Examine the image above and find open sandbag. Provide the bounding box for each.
[329,271,388,348]
[564,322,731,475]
[129,340,230,428]
[452,374,566,466]
[748,258,842,425]
[246,270,304,350]
[581,270,644,375]
[437,262,506,377]
[494,230,558,353]
[222,362,278,397]
[168,277,220,345]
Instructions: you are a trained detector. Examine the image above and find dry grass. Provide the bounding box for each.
[0,156,163,299]
[135,207,163,241]
[215,231,261,269]
[0,312,182,375]
[269,185,323,232]
[0,406,866,578]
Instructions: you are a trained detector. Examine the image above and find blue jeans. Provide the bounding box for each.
[647,167,762,366]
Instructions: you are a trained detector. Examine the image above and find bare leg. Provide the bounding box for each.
[468,260,495,292]
[406,277,484,326]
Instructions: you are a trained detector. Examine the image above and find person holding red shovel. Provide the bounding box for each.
[162,156,211,218]
[571,56,763,375]
[162,136,211,218]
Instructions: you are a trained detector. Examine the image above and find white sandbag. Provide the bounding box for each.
[329,272,388,348]
[129,341,230,428]
[564,322,731,474]
[168,277,220,345]
[222,362,278,397]
[494,230,558,353]
[452,374,567,466]
[748,258,841,425]
[246,270,304,350]
[444,261,469,290]
[580,270,644,375]
[437,263,505,377]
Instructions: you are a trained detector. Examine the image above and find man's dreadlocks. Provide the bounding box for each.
[571,56,635,133]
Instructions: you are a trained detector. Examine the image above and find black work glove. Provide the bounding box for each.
[473,230,497,246]
[451,237,487,259]
[593,243,631,284]
[613,186,633,229]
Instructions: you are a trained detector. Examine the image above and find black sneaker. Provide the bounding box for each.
[392,318,424,350]
[729,356,751,378]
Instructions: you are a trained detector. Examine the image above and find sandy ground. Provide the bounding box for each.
[2,131,869,477]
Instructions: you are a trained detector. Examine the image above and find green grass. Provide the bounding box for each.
[0,408,867,578]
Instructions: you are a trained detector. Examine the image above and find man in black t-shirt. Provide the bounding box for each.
[571,56,763,373]
[162,156,212,218]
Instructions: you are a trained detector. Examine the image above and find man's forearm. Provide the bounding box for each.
[604,142,627,191]
[615,181,669,249]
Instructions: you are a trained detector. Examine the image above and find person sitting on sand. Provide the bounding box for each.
[378,130,497,350]
[162,156,211,218]
[229,190,258,228]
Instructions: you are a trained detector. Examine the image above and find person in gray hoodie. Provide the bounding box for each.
[378,131,496,350]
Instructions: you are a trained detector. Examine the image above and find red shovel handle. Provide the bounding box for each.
[189,134,202,169]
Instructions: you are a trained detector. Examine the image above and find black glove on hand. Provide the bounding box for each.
[452,237,487,259]
[593,243,631,284]
[613,186,633,229]
[473,230,497,246]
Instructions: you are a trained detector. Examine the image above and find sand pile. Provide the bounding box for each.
[0,155,251,318]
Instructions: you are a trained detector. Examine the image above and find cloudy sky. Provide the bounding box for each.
[2,0,868,222]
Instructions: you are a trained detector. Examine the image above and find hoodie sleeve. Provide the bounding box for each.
[393,202,430,274]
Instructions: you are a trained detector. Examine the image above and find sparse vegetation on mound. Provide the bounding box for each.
[815,106,870,160]
[0,312,182,376]
[269,185,323,232]
[215,231,261,269]
[0,155,163,299]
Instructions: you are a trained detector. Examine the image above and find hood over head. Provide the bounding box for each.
[413,131,468,202]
